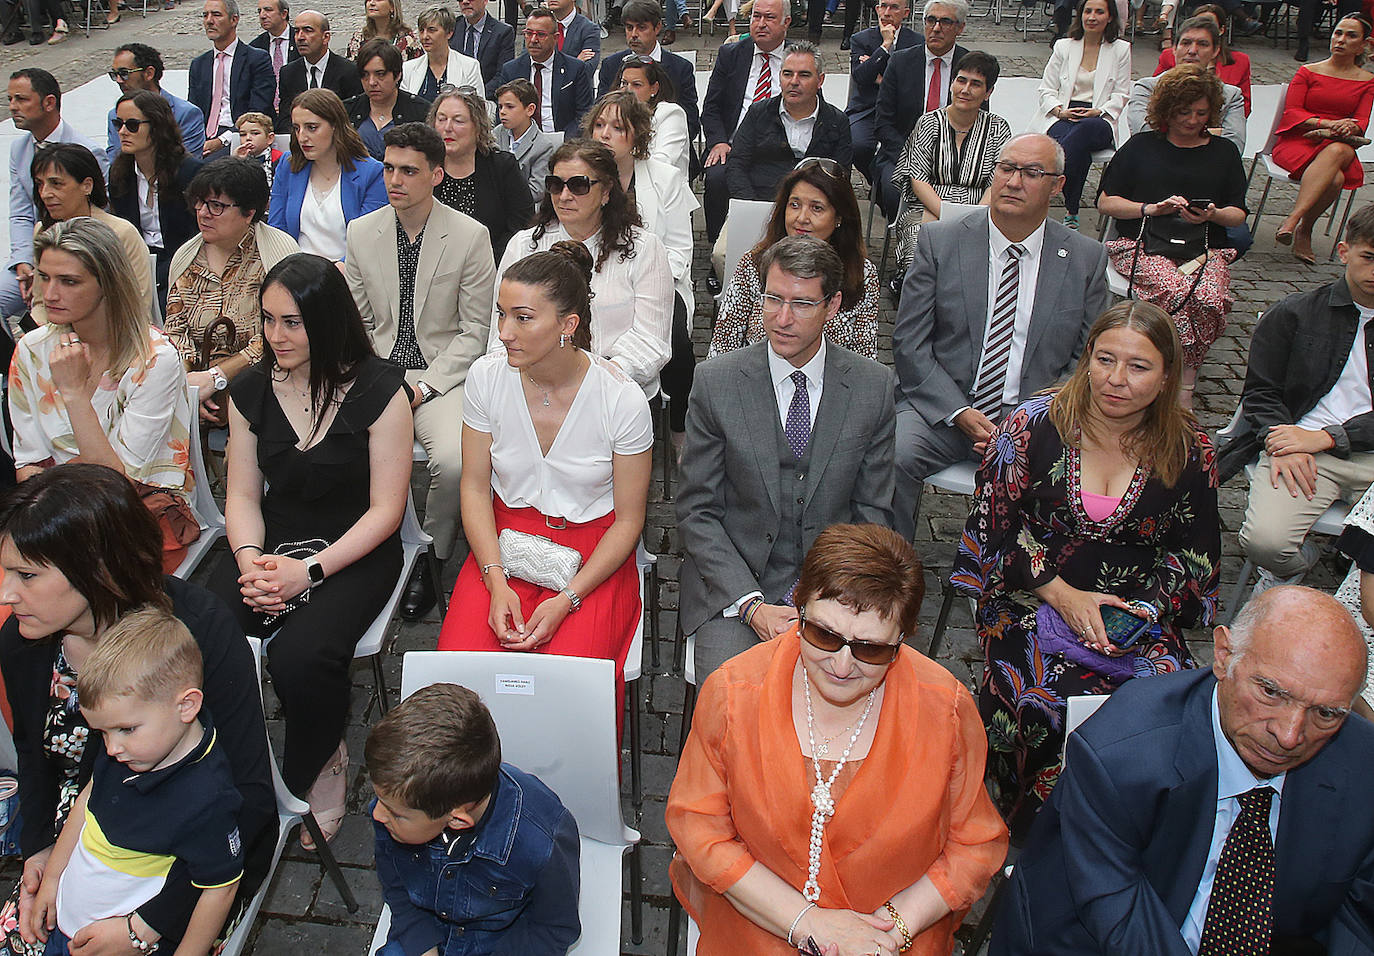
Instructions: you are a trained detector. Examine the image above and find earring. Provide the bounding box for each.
[559,333,568,348]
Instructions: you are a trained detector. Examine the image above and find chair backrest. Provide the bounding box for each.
[1063,694,1109,767]
[1245,84,1287,161]
[399,652,629,845]
[185,385,225,533]
[821,74,849,111]
[1255,83,1290,160]
[147,252,163,327]
[723,198,774,286]
[273,133,291,155]
[987,76,1043,138]
[674,48,698,70]
[940,200,981,223]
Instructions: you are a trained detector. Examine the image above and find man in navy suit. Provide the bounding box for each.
[251,0,300,113]
[275,10,363,131]
[846,0,919,185]
[488,7,593,135]
[991,586,1374,956]
[872,0,969,219]
[597,0,698,144]
[547,0,601,69]
[188,0,276,158]
[700,0,789,245]
[451,0,516,87]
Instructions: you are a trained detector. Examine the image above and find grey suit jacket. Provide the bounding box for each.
[495,125,560,201]
[893,209,1110,425]
[1126,74,1247,152]
[344,202,497,396]
[676,341,896,635]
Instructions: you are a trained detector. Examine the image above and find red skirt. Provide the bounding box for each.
[436,497,640,740]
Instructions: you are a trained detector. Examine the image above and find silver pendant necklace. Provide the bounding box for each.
[526,373,552,407]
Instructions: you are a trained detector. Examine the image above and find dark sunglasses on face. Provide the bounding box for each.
[112,117,146,133]
[798,610,902,666]
[545,174,600,196]
[107,68,137,81]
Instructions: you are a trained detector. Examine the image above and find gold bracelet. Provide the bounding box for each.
[884,901,913,952]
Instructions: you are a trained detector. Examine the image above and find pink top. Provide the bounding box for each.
[1081,490,1122,522]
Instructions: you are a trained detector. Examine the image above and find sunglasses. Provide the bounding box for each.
[107,67,138,81]
[112,117,147,133]
[798,610,901,666]
[436,83,479,96]
[794,156,843,178]
[545,174,601,196]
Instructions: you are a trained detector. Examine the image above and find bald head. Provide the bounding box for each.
[1228,586,1367,693]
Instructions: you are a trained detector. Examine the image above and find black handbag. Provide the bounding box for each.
[1127,213,1209,316]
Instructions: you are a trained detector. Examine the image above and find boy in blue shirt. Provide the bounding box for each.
[27,607,243,956]
[367,683,581,955]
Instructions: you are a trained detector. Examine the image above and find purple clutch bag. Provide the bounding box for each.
[1034,603,1146,683]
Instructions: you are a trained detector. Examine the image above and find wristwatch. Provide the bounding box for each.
[561,587,582,612]
[209,366,228,392]
[417,382,438,404]
[304,557,325,586]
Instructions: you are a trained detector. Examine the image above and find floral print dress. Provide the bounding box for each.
[951,394,1221,835]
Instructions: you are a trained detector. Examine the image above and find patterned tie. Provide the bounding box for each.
[272,38,285,111]
[754,53,772,103]
[464,23,477,57]
[926,56,942,111]
[785,370,811,459]
[970,243,1025,420]
[211,50,229,138]
[1198,787,1276,956]
[557,21,565,49]
[533,62,545,130]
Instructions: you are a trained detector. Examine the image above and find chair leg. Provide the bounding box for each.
[679,681,698,753]
[909,479,926,542]
[667,894,684,956]
[629,843,644,944]
[927,583,957,658]
[372,653,390,716]
[628,678,643,818]
[1225,558,1256,625]
[959,867,1010,955]
[1330,190,1358,261]
[878,226,894,284]
[301,813,360,913]
[673,611,686,675]
[649,561,661,670]
[1250,176,1274,233]
[427,547,448,614]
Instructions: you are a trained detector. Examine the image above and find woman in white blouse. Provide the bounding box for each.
[1036,0,1132,229]
[618,54,692,178]
[488,141,673,399]
[440,241,652,735]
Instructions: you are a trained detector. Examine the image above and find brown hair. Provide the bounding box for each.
[583,92,653,161]
[286,88,371,174]
[1188,4,1236,65]
[532,140,641,270]
[753,161,867,310]
[1049,300,1196,487]
[501,240,596,350]
[360,0,411,42]
[1145,63,1223,133]
[365,683,502,816]
[794,524,926,638]
[77,605,202,708]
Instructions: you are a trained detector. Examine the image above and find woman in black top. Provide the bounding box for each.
[214,253,412,849]
[0,464,274,956]
[426,87,534,261]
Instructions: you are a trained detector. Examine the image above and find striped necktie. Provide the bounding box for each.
[969,243,1025,420]
[754,53,772,103]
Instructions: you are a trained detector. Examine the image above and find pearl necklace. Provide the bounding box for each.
[802,668,876,903]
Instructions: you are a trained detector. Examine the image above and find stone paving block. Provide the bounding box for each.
[259,859,323,919]
[313,864,385,922]
[250,918,375,953]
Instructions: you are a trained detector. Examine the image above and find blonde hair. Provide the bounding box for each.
[236,111,274,136]
[76,605,203,708]
[33,217,151,379]
[361,0,410,40]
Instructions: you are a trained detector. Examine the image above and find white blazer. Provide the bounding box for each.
[1034,37,1133,140]
[650,101,691,179]
[401,50,484,96]
[633,157,699,321]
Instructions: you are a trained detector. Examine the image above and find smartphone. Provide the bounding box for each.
[1099,605,1152,650]
[1186,199,1212,211]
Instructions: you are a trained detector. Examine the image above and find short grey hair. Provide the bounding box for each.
[758,234,844,301]
[270,0,289,14]
[417,4,457,32]
[924,0,969,23]
[782,39,824,74]
[214,0,240,18]
[1001,132,1066,175]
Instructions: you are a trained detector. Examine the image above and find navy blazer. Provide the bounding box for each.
[558,13,601,69]
[991,669,1374,955]
[250,27,301,61]
[267,154,388,243]
[187,40,277,138]
[597,48,700,143]
[108,153,203,302]
[488,52,594,135]
[275,52,365,131]
[725,94,852,200]
[701,35,763,149]
[873,41,970,167]
[846,25,920,120]
[449,14,516,85]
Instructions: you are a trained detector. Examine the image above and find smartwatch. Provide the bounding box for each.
[304,557,325,586]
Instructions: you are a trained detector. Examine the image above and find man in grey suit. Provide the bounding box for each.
[1126,18,1245,152]
[892,133,1109,540]
[678,236,896,679]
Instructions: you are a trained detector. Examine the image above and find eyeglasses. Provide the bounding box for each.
[794,156,843,178]
[760,292,826,321]
[112,117,146,133]
[545,174,601,196]
[523,28,553,38]
[193,197,238,217]
[107,67,137,81]
[994,160,1059,182]
[436,83,479,96]
[924,14,958,26]
[798,610,902,666]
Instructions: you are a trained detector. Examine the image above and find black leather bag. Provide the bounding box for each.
[1141,212,1208,263]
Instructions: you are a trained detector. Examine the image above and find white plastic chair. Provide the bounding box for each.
[821,74,849,111]
[721,198,774,296]
[148,251,162,327]
[627,546,657,818]
[172,385,226,581]
[914,461,980,659]
[399,651,643,953]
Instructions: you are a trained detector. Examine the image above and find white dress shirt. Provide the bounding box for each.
[779,98,819,157]
[210,39,241,136]
[1298,302,1374,432]
[134,164,163,249]
[268,30,290,67]
[738,48,783,131]
[530,52,556,132]
[983,218,1046,409]
[924,48,954,109]
[1180,687,1286,953]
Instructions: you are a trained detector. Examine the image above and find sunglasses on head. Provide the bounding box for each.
[112,117,146,133]
[545,174,600,196]
[793,156,843,178]
[798,610,901,666]
[437,83,479,96]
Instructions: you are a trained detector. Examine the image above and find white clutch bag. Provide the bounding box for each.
[497,528,583,592]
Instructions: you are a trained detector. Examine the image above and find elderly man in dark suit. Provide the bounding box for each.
[726,42,851,203]
[597,0,699,142]
[678,235,896,680]
[872,0,970,218]
[846,0,919,184]
[251,0,299,113]
[275,10,363,131]
[992,585,1374,956]
[451,0,516,87]
[488,7,594,134]
[891,133,1108,540]
[188,0,277,158]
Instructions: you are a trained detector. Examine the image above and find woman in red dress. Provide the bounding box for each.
[436,242,653,734]
[1273,14,1374,264]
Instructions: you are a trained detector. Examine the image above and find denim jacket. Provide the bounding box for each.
[373,764,581,956]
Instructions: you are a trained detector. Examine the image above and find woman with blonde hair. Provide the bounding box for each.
[952,301,1220,837]
[346,0,420,58]
[9,218,198,573]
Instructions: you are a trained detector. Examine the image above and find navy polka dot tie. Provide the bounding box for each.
[1198,786,1275,956]
[785,370,810,460]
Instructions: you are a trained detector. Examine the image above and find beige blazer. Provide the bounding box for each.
[344,200,496,396]
[1034,37,1133,137]
[31,206,155,326]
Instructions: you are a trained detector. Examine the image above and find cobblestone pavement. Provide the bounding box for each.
[2,6,1358,954]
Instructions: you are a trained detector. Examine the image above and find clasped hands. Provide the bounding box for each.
[1054,105,1101,122]
[796,905,900,956]
[21,847,157,954]
[1265,424,1335,499]
[238,553,312,614]
[488,580,571,651]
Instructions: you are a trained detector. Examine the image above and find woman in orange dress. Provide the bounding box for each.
[1272,14,1374,264]
[666,524,1007,956]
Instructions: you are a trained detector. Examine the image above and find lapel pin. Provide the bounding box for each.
[1057,248,1068,258]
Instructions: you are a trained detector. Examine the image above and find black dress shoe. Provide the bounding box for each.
[886,273,903,300]
[29,31,45,43]
[840,34,851,49]
[399,561,437,621]
[706,271,722,295]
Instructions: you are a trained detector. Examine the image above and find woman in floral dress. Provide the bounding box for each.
[951,302,1220,837]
